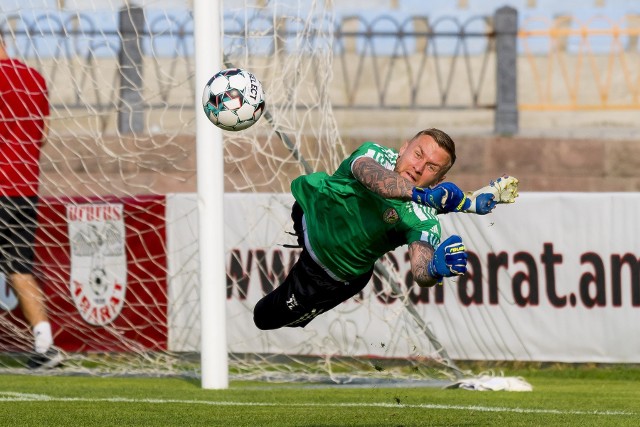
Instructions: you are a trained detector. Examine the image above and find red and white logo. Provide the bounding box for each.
[67,204,127,326]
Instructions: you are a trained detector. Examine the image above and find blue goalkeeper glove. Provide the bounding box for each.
[427,235,468,285]
[472,193,498,215]
[463,175,519,215]
[412,182,470,213]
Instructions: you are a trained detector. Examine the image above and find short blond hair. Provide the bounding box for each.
[409,128,456,172]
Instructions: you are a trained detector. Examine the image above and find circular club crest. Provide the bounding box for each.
[382,207,399,224]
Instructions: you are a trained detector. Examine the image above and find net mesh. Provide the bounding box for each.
[0,0,466,383]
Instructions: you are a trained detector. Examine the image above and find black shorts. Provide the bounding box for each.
[253,202,373,330]
[0,196,39,275]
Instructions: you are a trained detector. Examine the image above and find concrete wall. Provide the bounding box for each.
[438,135,640,192]
[40,133,640,197]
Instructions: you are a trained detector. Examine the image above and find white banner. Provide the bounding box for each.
[167,193,640,363]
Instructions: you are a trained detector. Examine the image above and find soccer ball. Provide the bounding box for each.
[202,68,266,131]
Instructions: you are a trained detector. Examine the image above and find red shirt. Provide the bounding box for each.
[0,58,49,197]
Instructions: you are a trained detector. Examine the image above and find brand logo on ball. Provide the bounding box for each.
[67,204,127,326]
[248,72,259,101]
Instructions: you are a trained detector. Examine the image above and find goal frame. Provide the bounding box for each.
[194,0,228,390]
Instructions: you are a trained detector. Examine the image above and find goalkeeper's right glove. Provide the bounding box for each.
[427,235,468,285]
[412,182,470,213]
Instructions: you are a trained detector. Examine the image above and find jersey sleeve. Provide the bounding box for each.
[345,142,398,174]
[404,204,441,249]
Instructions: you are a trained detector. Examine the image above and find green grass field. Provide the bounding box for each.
[1,365,639,426]
[0,366,640,427]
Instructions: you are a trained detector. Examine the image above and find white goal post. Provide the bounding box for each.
[194,0,227,390]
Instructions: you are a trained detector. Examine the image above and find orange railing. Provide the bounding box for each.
[519,15,640,110]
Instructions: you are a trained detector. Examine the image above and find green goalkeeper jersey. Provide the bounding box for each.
[290,141,442,281]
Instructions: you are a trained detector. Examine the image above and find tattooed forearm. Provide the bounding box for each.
[352,157,414,199]
[409,241,439,287]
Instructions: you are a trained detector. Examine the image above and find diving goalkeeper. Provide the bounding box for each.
[253,128,517,330]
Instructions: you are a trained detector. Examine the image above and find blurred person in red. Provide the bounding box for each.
[0,34,62,368]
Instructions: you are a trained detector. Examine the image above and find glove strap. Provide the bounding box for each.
[455,194,470,211]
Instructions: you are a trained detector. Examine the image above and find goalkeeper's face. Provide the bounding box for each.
[396,135,451,188]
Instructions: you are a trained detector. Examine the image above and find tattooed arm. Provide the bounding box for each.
[351,156,414,200]
[352,156,472,214]
[352,156,467,287]
[408,240,440,287]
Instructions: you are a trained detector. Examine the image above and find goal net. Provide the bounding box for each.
[0,0,483,383]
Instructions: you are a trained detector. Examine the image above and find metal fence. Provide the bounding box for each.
[0,6,518,134]
[3,6,639,135]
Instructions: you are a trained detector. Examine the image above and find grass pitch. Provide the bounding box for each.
[1,365,639,426]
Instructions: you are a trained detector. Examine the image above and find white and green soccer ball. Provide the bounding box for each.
[202,68,266,131]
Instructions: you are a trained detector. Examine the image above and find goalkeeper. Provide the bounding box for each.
[253,128,517,330]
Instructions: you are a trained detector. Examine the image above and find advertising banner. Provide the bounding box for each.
[170,193,639,363]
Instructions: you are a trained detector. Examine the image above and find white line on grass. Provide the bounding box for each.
[0,392,634,417]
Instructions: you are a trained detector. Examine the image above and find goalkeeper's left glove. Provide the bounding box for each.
[427,235,468,285]
[412,182,470,214]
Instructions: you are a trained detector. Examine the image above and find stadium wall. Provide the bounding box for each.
[39,134,640,196]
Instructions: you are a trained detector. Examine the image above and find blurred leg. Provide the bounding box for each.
[9,272,52,353]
